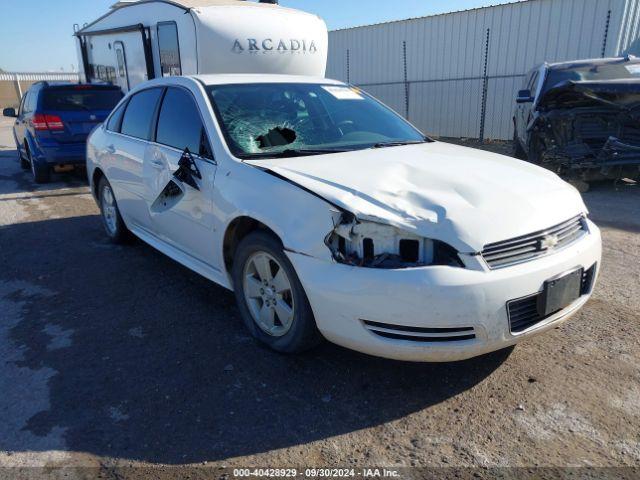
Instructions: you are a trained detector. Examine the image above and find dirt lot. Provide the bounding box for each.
[0,117,639,478]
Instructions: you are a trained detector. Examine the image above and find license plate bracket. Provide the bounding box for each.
[538,268,583,317]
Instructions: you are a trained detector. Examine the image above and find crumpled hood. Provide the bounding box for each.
[246,142,587,253]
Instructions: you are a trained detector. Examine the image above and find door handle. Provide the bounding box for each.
[106,145,116,154]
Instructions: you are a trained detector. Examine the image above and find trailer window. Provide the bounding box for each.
[158,22,182,77]
[120,88,164,140]
[116,49,126,77]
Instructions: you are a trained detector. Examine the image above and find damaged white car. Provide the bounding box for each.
[87,75,602,362]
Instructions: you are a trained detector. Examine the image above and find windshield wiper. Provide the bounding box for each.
[371,139,429,149]
[238,148,349,159]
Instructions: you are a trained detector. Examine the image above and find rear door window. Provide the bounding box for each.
[106,100,128,133]
[156,87,210,156]
[43,89,123,111]
[23,92,35,114]
[120,88,164,140]
[19,93,29,116]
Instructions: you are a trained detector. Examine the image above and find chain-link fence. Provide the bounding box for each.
[351,32,526,142]
[0,73,81,110]
[328,0,626,141]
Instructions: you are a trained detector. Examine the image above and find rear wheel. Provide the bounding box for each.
[18,143,29,170]
[232,231,322,354]
[98,177,130,244]
[28,147,51,184]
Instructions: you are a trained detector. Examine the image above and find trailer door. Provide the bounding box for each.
[78,26,155,92]
[114,41,130,91]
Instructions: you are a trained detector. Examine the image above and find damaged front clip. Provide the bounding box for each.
[326,212,463,269]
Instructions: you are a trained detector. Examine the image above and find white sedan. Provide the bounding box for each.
[87,75,602,362]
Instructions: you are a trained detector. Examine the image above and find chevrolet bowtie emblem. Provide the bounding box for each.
[539,234,560,250]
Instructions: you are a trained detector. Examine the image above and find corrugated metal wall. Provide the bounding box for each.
[614,0,640,54]
[327,0,640,140]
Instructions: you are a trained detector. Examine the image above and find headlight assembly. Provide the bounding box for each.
[326,213,463,269]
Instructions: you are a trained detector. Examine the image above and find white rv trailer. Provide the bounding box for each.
[74,0,328,92]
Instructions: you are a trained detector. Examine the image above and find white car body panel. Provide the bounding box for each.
[246,142,587,254]
[86,74,602,362]
[289,221,601,362]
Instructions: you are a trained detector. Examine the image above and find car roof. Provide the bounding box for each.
[129,74,345,93]
[546,56,640,71]
[32,82,121,90]
[193,74,344,86]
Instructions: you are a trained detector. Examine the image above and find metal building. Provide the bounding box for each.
[326,0,640,140]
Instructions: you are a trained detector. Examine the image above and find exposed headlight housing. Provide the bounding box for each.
[326,213,463,269]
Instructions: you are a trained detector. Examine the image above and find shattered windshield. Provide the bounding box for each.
[206,83,426,159]
[543,61,640,94]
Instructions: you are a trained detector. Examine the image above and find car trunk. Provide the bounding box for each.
[40,87,123,143]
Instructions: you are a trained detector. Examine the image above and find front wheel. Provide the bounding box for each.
[232,231,322,354]
[98,178,131,244]
[513,128,526,160]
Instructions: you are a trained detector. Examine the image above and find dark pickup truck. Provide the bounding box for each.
[513,56,640,184]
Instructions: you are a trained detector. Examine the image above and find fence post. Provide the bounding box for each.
[479,28,491,143]
[14,74,23,103]
[403,41,409,119]
[346,49,351,84]
[602,10,612,57]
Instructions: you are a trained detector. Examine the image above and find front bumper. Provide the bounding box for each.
[287,220,602,362]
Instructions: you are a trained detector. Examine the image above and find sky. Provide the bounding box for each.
[0,0,517,72]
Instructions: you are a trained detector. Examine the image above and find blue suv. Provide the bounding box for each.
[3,82,123,183]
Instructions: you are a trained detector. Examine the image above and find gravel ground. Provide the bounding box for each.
[0,117,639,478]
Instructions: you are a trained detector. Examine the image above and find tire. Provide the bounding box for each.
[232,231,322,354]
[27,147,51,184]
[526,133,544,166]
[513,128,526,160]
[97,177,131,244]
[18,144,29,170]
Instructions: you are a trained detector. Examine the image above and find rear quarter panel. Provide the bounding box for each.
[86,125,109,196]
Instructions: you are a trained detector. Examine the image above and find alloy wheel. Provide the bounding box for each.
[101,185,118,236]
[243,251,295,337]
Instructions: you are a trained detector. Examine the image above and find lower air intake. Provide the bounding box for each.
[508,264,597,333]
[363,320,476,343]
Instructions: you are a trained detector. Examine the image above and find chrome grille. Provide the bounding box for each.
[482,215,587,269]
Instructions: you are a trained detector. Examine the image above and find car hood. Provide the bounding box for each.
[246,142,587,253]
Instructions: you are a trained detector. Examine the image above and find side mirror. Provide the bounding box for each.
[3,107,17,118]
[516,89,534,104]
